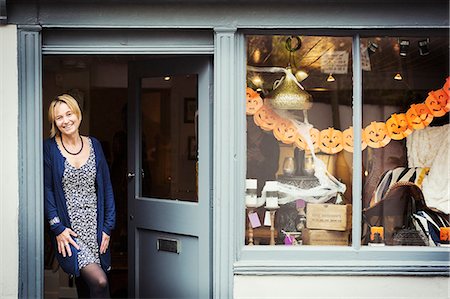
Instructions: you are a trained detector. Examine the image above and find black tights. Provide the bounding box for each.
[75,264,110,298]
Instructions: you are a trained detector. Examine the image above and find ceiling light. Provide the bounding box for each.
[367,41,378,55]
[164,76,171,81]
[327,74,335,82]
[399,39,410,57]
[295,70,309,82]
[266,68,313,110]
[251,75,263,86]
[253,49,261,63]
[418,39,430,56]
[393,73,403,81]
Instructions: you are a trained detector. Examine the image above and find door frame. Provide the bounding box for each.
[19,27,239,299]
[127,56,213,298]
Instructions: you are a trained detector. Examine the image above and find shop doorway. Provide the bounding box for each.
[42,55,213,298]
[127,56,213,298]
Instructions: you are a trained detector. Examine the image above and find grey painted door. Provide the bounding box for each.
[128,56,212,298]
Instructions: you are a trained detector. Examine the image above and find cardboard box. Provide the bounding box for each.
[302,228,350,246]
[306,203,352,231]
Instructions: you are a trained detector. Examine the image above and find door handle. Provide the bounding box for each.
[127,172,136,179]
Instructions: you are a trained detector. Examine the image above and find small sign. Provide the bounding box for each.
[248,212,261,228]
[321,51,349,74]
[360,45,372,71]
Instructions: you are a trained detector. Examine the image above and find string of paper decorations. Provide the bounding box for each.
[246,77,450,154]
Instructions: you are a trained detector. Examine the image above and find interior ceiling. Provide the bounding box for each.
[246,35,449,100]
[248,35,448,72]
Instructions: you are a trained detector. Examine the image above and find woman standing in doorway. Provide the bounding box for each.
[44,94,116,298]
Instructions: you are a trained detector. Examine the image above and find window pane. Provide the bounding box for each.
[245,35,353,246]
[361,35,449,246]
[140,75,198,202]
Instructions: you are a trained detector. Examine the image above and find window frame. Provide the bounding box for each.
[234,28,450,276]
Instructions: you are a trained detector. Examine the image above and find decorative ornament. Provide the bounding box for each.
[386,113,413,140]
[319,128,343,154]
[425,89,449,117]
[253,104,280,131]
[246,75,449,152]
[273,119,297,144]
[406,104,433,129]
[444,77,450,97]
[294,128,320,153]
[246,87,264,115]
[266,68,313,110]
[342,127,367,153]
[363,122,391,148]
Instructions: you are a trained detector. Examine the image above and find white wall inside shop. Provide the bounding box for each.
[234,275,450,299]
[0,24,19,299]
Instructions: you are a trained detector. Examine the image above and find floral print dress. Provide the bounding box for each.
[61,138,100,269]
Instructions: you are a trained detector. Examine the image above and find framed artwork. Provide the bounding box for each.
[188,136,197,160]
[184,97,197,123]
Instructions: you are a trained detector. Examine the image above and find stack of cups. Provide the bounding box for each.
[245,179,258,208]
[265,181,279,209]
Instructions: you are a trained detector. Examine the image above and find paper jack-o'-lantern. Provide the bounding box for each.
[273,120,297,144]
[443,77,450,98]
[386,113,413,140]
[246,87,264,115]
[319,128,343,154]
[342,127,367,152]
[363,122,391,148]
[294,128,320,153]
[406,104,433,130]
[253,105,280,131]
[425,89,449,117]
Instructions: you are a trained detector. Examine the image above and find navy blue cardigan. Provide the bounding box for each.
[44,137,116,276]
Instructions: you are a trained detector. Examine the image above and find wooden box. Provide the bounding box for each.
[306,203,352,231]
[302,229,350,246]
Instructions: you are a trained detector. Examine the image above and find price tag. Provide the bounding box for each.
[248,212,261,228]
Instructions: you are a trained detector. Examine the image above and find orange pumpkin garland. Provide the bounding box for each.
[319,128,344,154]
[246,87,264,115]
[425,89,448,117]
[363,122,391,148]
[254,105,281,131]
[273,119,297,144]
[294,128,320,152]
[246,77,449,153]
[342,127,367,152]
[406,103,433,130]
[386,113,413,140]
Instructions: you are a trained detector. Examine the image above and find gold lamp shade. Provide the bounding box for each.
[266,68,313,110]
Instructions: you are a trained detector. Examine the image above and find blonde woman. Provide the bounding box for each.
[44,94,115,298]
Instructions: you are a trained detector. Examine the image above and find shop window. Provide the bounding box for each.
[244,33,449,248]
[360,36,449,247]
[245,35,354,246]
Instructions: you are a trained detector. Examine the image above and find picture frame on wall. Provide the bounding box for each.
[188,136,197,160]
[184,97,197,123]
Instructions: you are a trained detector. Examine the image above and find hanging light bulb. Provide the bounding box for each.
[393,73,403,81]
[251,75,263,87]
[327,73,336,82]
[295,70,309,82]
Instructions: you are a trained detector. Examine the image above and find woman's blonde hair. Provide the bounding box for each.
[48,94,82,138]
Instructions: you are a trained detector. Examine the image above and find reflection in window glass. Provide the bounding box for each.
[245,35,353,246]
[361,35,450,246]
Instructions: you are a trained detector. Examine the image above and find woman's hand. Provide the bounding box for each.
[100,232,110,254]
[56,228,80,257]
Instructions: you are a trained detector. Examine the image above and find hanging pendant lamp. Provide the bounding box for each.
[266,68,313,110]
